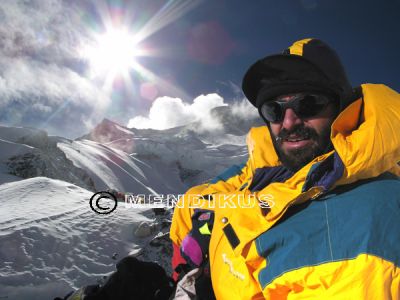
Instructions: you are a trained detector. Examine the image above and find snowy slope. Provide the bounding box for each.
[0,113,256,300]
[0,125,187,195]
[58,139,186,194]
[0,177,169,300]
[82,118,249,187]
[0,126,96,190]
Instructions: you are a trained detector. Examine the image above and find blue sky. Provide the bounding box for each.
[0,0,398,138]
[147,0,400,96]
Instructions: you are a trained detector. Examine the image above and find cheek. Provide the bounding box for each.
[269,123,281,137]
[307,118,333,134]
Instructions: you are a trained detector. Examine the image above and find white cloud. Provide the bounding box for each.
[127,93,227,130]
[0,0,84,64]
[0,0,110,138]
[0,1,260,139]
[230,98,259,120]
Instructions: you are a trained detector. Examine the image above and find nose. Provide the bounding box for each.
[281,108,302,131]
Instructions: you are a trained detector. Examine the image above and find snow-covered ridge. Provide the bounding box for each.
[58,139,186,194]
[0,177,168,300]
[0,111,258,299]
[0,125,95,190]
[78,116,250,187]
[1,112,252,192]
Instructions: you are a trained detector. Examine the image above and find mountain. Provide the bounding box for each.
[0,106,262,299]
[77,105,261,188]
[58,138,186,194]
[0,126,95,190]
[0,109,254,193]
[79,118,135,144]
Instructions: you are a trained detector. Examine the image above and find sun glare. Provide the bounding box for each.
[83,28,138,79]
[81,0,202,93]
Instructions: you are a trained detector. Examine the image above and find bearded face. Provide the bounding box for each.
[270,122,333,172]
[267,94,339,172]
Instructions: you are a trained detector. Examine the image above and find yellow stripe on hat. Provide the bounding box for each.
[288,38,313,56]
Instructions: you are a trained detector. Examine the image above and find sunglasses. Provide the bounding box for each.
[259,94,334,123]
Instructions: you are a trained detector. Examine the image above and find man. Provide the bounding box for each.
[170,38,400,299]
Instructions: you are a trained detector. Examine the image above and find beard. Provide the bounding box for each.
[271,124,333,172]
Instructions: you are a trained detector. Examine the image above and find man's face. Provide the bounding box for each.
[268,93,338,172]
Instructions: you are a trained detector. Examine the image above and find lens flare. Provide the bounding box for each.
[80,0,202,106]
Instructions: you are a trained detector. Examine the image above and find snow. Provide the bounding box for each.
[58,139,186,194]
[0,177,167,300]
[0,113,258,299]
[95,122,249,186]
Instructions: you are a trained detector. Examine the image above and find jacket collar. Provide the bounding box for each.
[226,84,400,257]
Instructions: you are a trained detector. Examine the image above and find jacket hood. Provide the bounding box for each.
[242,38,356,110]
[221,83,400,260]
[247,84,400,185]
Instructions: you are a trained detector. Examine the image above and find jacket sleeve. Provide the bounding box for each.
[170,160,252,280]
[170,161,251,245]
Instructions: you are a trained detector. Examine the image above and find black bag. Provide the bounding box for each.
[55,256,175,300]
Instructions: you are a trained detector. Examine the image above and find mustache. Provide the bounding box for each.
[276,125,318,141]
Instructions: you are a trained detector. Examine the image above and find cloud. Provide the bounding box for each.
[0,0,110,138]
[0,0,85,65]
[214,80,260,120]
[127,93,227,130]
[230,98,260,120]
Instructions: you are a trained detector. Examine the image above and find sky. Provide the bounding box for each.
[0,0,399,138]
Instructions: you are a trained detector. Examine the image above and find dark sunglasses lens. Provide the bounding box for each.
[260,102,283,122]
[296,95,330,118]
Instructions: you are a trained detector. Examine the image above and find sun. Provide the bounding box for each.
[82,27,139,80]
[80,1,202,93]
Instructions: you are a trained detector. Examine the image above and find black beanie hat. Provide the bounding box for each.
[242,38,356,110]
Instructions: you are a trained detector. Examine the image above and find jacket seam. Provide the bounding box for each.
[324,201,334,261]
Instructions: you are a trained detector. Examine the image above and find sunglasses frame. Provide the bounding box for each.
[259,93,334,123]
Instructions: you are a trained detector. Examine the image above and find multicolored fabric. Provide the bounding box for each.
[170,83,400,299]
[180,209,214,268]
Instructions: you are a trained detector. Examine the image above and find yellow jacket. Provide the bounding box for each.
[171,84,400,299]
